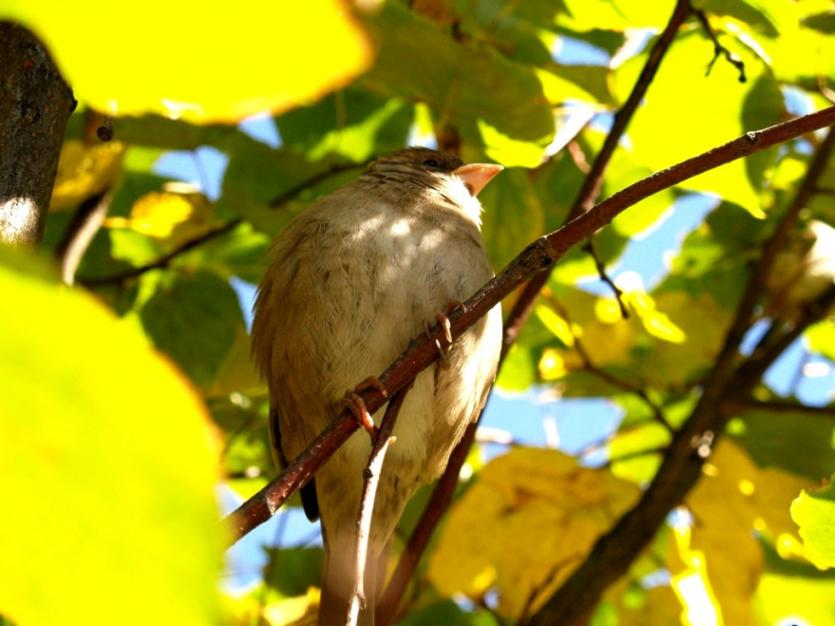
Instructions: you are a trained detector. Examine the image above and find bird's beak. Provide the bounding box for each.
[452,163,504,197]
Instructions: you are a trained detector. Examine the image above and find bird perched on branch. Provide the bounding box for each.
[252,147,503,625]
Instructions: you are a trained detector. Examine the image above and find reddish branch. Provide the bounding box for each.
[224,106,835,546]
[528,124,835,625]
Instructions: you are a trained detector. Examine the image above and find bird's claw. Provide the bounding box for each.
[425,305,461,369]
[342,391,378,437]
[354,375,389,399]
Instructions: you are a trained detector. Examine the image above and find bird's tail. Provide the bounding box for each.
[317,530,383,626]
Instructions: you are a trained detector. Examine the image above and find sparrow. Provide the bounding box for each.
[251,147,503,625]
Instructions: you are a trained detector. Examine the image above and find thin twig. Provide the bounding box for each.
[80,218,242,286]
[528,122,835,626]
[267,160,369,207]
[347,388,409,626]
[225,107,835,546]
[548,297,670,431]
[81,163,367,287]
[695,10,747,83]
[56,190,112,285]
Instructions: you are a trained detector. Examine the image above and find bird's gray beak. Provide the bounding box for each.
[452,163,504,197]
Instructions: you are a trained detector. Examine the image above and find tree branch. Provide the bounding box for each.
[347,387,409,626]
[80,160,367,286]
[224,106,835,549]
[0,23,75,247]
[529,120,835,626]
[56,191,112,285]
[694,9,747,83]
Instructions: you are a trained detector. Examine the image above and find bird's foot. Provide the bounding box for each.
[425,303,463,369]
[341,377,388,437]
[342,391,377,436]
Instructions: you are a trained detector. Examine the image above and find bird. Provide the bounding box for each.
[251,147,503,625]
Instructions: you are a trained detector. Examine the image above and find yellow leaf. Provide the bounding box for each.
[0,248,222,626]
[50,139,125,211]
[263,588,320,626]
[428,448,640,619]
[106,189,217,249]
[1,1,371,123]
[623,286,687,344]
[670,525,724,626]
[538,347,568,381]
[535,304,576,347]
[673,441,813,626]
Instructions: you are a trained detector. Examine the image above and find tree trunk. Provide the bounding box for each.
[0,22,74,247]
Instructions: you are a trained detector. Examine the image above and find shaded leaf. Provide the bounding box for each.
[138,271,243,388]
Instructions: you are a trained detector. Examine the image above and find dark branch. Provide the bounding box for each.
[80,161,368,286]
[529,121,835,626]
[267,160,369,208]
[695,10,747,83]
[223,106,835,550]
[81,218,242,286]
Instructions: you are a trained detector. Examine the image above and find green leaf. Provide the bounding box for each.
[262,547,325,598]
[138,271,243,388]
[276,86,414,162]
[0,247,220,626]
[1,0,371,122]
[361,2,554,165]
[807,321,835,362]
[611,30,784,217]
[791,476,835,569]
[730,409,835,481]
[481,168,545,269]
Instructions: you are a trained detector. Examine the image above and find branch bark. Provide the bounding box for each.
[0,23,74,247]
[224,105,835,545]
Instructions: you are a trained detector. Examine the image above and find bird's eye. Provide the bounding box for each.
[422,158,441,169]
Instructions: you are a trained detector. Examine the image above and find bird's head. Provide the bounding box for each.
[364,147,503,223]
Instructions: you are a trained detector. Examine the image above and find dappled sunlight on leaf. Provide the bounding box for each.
[669,525,723,626]
[105,188,218,249]
[675,441,814,626]
[428,447,640,619]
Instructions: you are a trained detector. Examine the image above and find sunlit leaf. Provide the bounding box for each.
[1,1,372,122]
[0,248,221,626]
[611,30,784,217]
[429,447,640,619]
[480,169,546,269]
[677,441,813,626]
[791,475,835,569]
